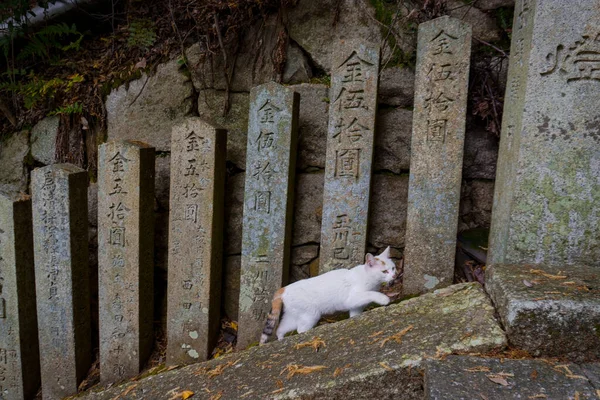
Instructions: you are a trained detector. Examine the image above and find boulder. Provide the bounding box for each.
[30,116,59,165]
[368,174,409,249]
[106,59,194,151]
[197,90,249,169]
[425,356,598,399]
[446,0,502,43]
[462,128,499,180]
[459,179,495,231]
[374,108,412,173]
[473,0,515,10]
[288,0,382,71]
[292,84,329,170]
[486,263,600,362]
[79,283,506,400]
[0,130,29,193]
[378,67,415,108]
[292,172,324,246]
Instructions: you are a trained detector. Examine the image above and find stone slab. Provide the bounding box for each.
[486,263,600,361]
[98,141,155,382]
[79,283,506,400]
[319,40,380,274]
[166,118,226,365]
[30,116,59,165]
[403,16,472,295]
[425,356,598,399]
[0,191,40,399]
[236,82,299,349]
[106,59,194,152]
[32,164,91,399]
[488,0,600,267]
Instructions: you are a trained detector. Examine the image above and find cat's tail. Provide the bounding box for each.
[259,287,285,345]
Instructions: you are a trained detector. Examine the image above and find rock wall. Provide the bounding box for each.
[0,0,511,321]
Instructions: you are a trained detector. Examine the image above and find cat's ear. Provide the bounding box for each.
[365,253,376,267]
[381,246,391,258]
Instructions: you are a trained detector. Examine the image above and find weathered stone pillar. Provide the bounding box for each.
[32,164,91,399]
[166,119,226,365]
[488,0,600,267]
[319,40,380,274]
[0,191,40,399]
[98,141,155,382]
[403,17,472,295]
[236,82,299,349]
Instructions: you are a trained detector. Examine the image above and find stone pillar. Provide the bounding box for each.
[98,141,155,382]
[236,82,299,349]
[319,40,380,274]
[402,17,472,295]
[488,0,600,267]
[32,164,91,399]
[0,191,40,399]
[166,118,226,365]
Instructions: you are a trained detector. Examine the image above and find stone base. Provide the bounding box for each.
[79,283,505,399]
[486,264,600,361]
[425,356,600,399]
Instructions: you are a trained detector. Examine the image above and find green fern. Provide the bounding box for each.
[127,20,156,50]
[49,102,83,116]
[17,23,83,61]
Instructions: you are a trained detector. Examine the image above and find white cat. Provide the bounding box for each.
[259,247,397,344]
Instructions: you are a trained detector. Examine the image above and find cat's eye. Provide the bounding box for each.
[383,270,389,274]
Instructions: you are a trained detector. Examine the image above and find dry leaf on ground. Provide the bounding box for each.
[280,364,327,379]
[295,337,326,352]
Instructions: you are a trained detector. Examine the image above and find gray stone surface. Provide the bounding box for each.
[223,255,241,321]
[486,263,600,361]
[368,174,409,249]
[488,0,600,267]
[462,128,499,179]
[292,84,329,170]
[403,16,472,295]
[0,131,29,193]
[224,172,245,255]
[378,66,415,107]
[288,0,382,72]
[197,89,249,169]
[425,356,598,399]
[447,0,502,43]
[98,141,155,382]
[374,108,412,173]
[582,363,600,389]
[187,15,312,93]
[79,283,506,400]
[319,40,380,274]
[30,116,59,165]
[473,0,515,10]
[106,59,194,151]
[459,179,495,231]
[166,119,226,365]
[31,164,91,399]
[237,83,299,349]
[0,192,40,399]
[292,172,324,246]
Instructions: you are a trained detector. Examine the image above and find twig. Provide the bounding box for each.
[474,37,508,58]
[213,12,231,116]
[129,75,149,107]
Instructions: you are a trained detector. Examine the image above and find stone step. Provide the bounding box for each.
[486,263,600,361]
[425,355,600,399]
[78,283,506,399]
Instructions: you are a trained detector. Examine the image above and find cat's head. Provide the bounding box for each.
[365,246,397,284]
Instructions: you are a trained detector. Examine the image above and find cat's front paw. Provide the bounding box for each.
[377,293,391,306]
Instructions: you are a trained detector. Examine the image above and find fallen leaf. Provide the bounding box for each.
[380,325,414,348]
[134,57,147,69]
[528,394,547,399]
[379,362,393,371]
[465,366,491,372]
[280,364,327,379]
[182,391,195,399]
[209,391,222,400]
[271,388,285,394]
[561,281,577,286]
[486,375,509,386]
[333,363,351,377]
[295,337,326,352]
[523,279,533,287]
[369,331,384,338]
[239,390,254,398]
[530,369,538,380]
[529,269,567,280]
